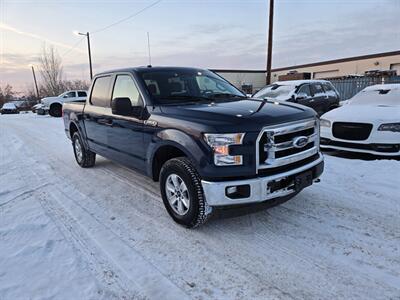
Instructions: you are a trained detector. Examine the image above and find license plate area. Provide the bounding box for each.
[294,171,313,191]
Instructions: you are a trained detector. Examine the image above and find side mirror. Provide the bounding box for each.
[112,97,143,118]
[295,93,308,101]
[111,98,143,119]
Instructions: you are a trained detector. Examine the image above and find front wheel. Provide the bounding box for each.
[72,132,96,168]
[160,157,212,228]
[49,103,62,117]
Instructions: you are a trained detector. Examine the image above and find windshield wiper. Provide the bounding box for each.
[168,95,210,100]
[208,93,247,99]
[159,95,213,105]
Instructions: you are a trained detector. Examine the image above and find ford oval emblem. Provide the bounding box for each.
[292,136,309,148]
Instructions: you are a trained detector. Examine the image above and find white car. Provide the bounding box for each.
[41,90,87,117]
[1,102,19,114]
[320,84,400,156]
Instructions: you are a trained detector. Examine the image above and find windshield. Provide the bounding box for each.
[253,84,295,100]
[349,88,400,106]
[139,69,245,104]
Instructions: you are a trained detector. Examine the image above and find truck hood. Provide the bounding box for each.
[159,98,315,132]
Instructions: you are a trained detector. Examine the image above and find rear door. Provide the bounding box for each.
[310,83,327,115]
[83,75,113,155]
[322,82,339,112]
[107,73,146,171]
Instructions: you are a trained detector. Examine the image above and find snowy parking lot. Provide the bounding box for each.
[1,113,399,299]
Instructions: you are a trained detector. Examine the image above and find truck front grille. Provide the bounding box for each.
[256,119,319,171]
[332,122,372,141]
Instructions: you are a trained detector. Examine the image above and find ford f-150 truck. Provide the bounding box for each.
[63,66,324,228]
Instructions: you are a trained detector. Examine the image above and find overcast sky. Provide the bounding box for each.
[1,0,399,93]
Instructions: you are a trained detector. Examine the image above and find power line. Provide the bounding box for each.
[91,0,163,34]
[61,37,85,59]
[55,0,162,60]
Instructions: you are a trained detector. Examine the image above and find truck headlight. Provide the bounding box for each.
[320,119,331,128]
[204,133,245,166]
[378,123,400,132]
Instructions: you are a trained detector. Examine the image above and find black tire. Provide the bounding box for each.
[72,132,96,168]
[160,157,212,228]
[49,103,62,117]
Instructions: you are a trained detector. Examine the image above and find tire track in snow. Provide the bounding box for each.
[4,114,400,299]
[5,118,189,300]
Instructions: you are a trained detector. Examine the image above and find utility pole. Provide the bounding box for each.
[30,65,40,101]
[266,0,274,85]
[74,31,93,80]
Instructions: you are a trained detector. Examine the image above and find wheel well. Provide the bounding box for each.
[69,123,78,139]
[152,145,186,181]
[50,102,62,109]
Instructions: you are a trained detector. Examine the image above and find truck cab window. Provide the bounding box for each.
[64,91,76,98]
[90,76,111,107]
[112,75,141,106]
[78,91,87,97]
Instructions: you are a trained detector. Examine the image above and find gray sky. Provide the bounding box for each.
[1,0,399,93]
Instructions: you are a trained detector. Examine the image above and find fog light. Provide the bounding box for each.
[226,186,238,194]
[225,185,250,199]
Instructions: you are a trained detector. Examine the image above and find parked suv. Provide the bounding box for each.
[253,80,340,116]
[41,90,87,117]
[63,67,324,228]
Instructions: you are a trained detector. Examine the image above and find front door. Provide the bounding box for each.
[107,74,145,171]
[296,84,314,109]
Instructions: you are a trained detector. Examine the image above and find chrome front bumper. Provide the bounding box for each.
[201,153,323,206]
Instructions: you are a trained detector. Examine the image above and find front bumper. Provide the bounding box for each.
[320,138,400,156]
[201,153,324,206]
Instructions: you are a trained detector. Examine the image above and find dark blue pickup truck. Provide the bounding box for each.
[63,66,324,228]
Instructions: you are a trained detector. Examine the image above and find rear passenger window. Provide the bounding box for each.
[78,91,87,97]
[112,75,141,106]
[90,76,111,107]
[313,84,325,96]
[322,83,337,96]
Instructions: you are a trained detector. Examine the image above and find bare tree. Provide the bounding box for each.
[61,79,90,91]
[39,45,64,96]
[0,84,15,106]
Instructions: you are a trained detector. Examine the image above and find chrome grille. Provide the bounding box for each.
[256,119,319,171]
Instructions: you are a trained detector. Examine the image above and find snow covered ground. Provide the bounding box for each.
[1,113,399,300]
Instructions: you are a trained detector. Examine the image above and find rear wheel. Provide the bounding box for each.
[72,132,96,168]
[160,157,212,228]
[49,103,62,117]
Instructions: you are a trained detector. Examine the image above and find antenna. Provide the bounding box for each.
[147,32,152,66]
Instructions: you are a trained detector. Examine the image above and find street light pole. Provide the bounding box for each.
[30,65,40,101]
[266,0,274,85]
[74,31,93,80]
[85,32,93,80]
